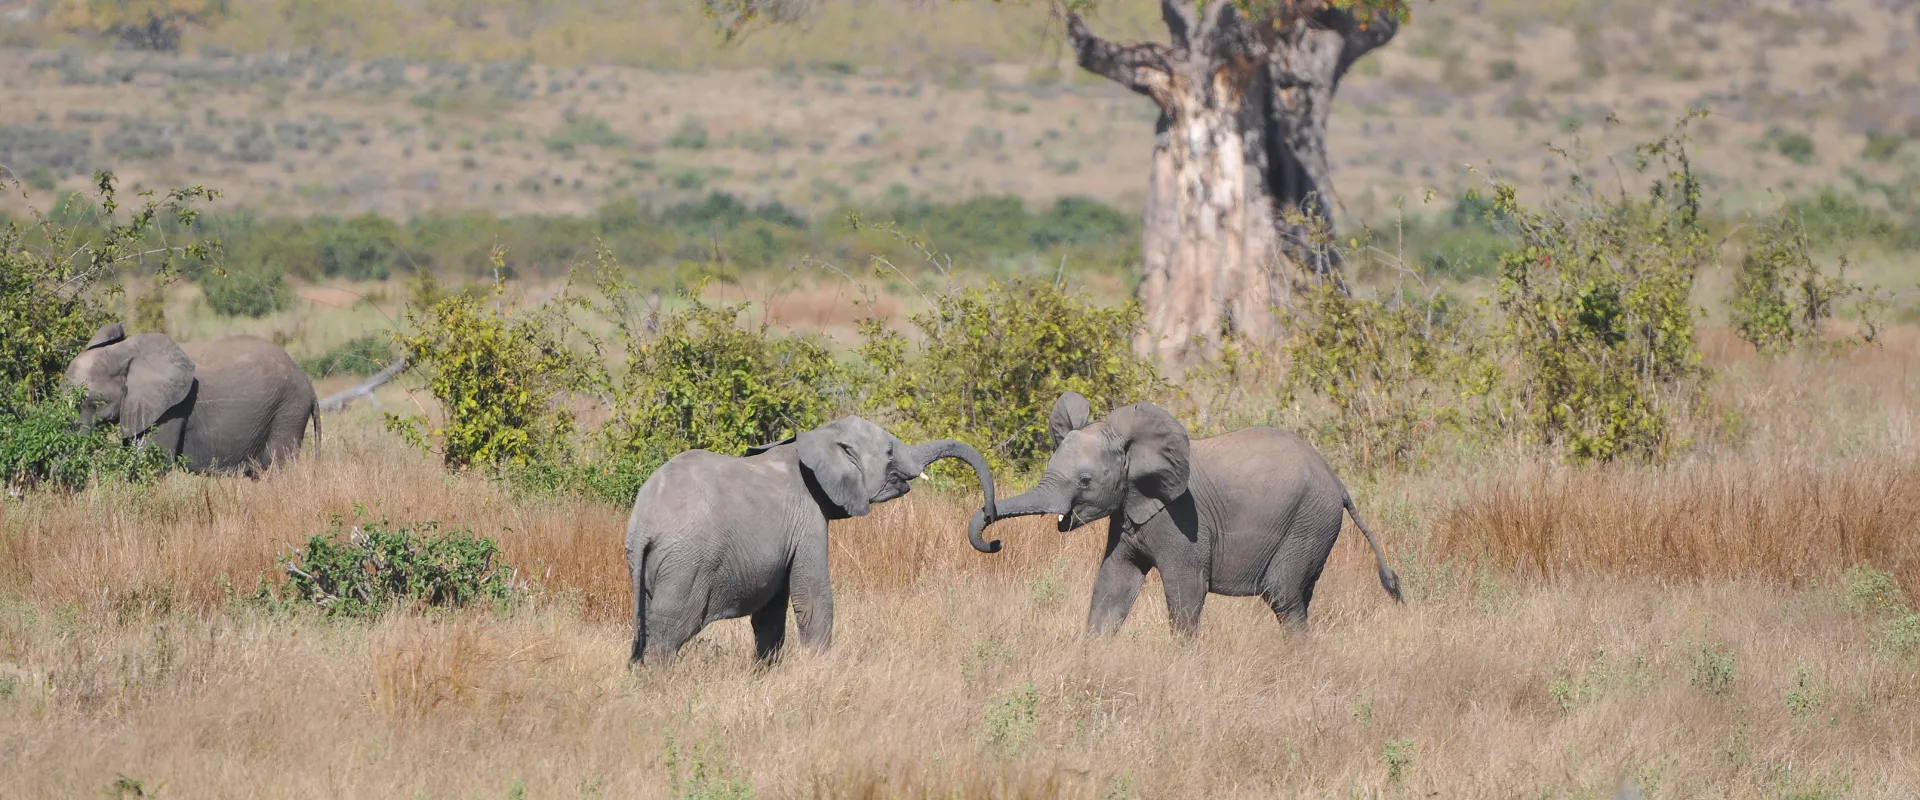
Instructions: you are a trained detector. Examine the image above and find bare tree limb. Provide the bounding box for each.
[317,356,412,413]
[1066,12,1175,104]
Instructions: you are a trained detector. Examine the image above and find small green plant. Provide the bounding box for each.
[1772,130,1817,164]
[667,117,710,150]
[544,112,628,155]
[1547,649,1615,712]
[1841,564,1909,616]
[1689,641,1738,696]
[199,265,292,318]
[0,674,19,698]
[1100,773,1136,800]
[985,682,1041,757]
[1785,664,1820,716]
[1382,738,1416,785]
[663,733,754,800]
[270,510,519,618]
[1882,613,1920,656]
[1027,556,1070,608]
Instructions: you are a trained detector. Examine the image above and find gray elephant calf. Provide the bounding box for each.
[64,323,319,476]
[625,416,995,667]
[968,393,1400,636]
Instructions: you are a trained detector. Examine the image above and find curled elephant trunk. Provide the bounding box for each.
[900,438,998,521]
[966,490,1066,554]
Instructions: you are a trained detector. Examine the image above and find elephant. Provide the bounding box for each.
[624,416,996,667]
[967,392,1400,637]
[63,323,320,476]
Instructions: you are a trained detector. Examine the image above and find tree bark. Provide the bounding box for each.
[1069,1,1398,367]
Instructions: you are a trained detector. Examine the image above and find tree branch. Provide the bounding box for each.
[1067,12,1174,104]
[317,356,412,413]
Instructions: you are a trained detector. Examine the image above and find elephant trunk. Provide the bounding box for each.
[966,489,1067,555]
[900,439,997,521]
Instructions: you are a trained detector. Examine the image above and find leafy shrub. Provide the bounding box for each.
[1281,281,1496,470]
[1730,213,1861,354]
[315,214,407,280]
[1,386,174,492]
[1,171,219,399]
[199,265,293,318]
[544,112,628,155]
[271,511,519,618]
[1771,130,1816,164]
[388,274,583,470]
[1491,124,1711,462]
[576,282,845,503]
[1688,641,1737,696]
[302,334,397,378]
[860,278,1157,474]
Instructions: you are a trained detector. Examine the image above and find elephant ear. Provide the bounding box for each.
[796,418,876,517]
[85,322,126,350]
[1048,391,1092,449]
[745,434,795,457]
[1108,403,1191,525]
[120,333,195,439]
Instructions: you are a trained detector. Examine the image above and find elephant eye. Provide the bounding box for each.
[1078,473,1092,488]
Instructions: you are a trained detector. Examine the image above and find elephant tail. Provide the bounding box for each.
[627,533,653,666]
[308,401,323,445]
[1343,492,1403,604]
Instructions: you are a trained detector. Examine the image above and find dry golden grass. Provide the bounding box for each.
[6,330,1920,797]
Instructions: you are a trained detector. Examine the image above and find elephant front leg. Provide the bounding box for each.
[1086,551,1149,637]
[788,537,834,651]
[1157,563,1208,639]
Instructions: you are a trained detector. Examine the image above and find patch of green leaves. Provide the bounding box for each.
[1,385,175,493]
[859,278,1157,476]
[269,510,519,618]
[1731,212,1863,354]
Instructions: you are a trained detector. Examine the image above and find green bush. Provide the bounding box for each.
[301,334,397,378]
[271,511,519,618]
[315,214,408,280]
[388,274,583,470]
[1,385,175,492]
[199,265,293,318]
[579,283,845,503]
[859,278,1158,475]
[1491,123,1711,462]
[1730,212,1861,354]
[1282,281,1496,470]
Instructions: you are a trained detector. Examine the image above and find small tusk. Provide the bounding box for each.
[916,472,927,480]
[1057,514,1065,522]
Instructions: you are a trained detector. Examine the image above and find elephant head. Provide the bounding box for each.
[968,393,1189,553]
[748,416,997,521]
[63,323,196,440]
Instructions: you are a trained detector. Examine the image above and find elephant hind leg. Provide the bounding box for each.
[750,585,791,665]
[1261,555,1328,635]
[1158,563,1209,640]
[639,563,707,667]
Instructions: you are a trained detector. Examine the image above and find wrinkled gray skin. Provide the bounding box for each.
[64,323,320,476]
[969,393,1401,636]
[625,416,996,667]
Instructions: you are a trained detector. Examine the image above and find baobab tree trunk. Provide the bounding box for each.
[1068,2,1399,367]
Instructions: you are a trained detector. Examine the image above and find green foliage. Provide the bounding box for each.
[667,117,710,150]
[580,280,845,504]
[198,264,292,318]
[1,385,174,492]
[1491,122,1711,462]
[1,171,219,399]
[1382,738,1416,785]
[388,269,583,471]
[1770,129,1817,165]
[663,734,754,800]
[545,112,629,155]
[1841,564,1920,656]
[1689,642,1737,696]
[270,511,518,618]
[1785,665,1820,716]
[1281,280,1495,470]
[984,682,1041,758]
[314,213,408,281]
[860,278,1157,475]
[1730,212,1862,354]
[301,334,397,378]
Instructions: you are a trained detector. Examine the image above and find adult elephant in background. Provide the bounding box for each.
[968,392,1400,636]
[625,416,995,667]
[64,323,320,476]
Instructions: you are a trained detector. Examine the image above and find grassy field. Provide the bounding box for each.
[3,318,1920,798]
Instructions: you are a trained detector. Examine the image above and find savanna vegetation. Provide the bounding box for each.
[5,0,1920,797]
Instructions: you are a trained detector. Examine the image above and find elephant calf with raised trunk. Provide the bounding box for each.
[968,392,1400,637]
[64,323,320,476]
[625,416,995,667]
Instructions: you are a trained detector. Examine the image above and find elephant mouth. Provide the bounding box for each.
[1058,507,1093,533]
